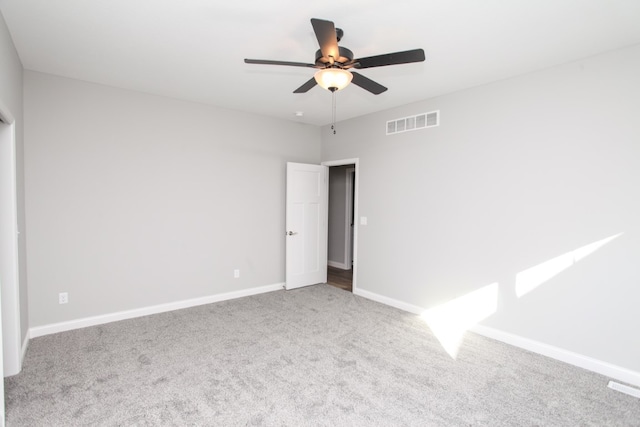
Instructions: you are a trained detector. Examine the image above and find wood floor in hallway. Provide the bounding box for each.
[326,266,352,292]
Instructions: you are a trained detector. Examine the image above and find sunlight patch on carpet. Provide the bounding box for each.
[421,282,499,359]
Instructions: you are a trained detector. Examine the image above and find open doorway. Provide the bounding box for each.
[326,163,356,292]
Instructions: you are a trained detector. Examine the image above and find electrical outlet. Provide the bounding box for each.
[59,292,68,304]
[234,269,240,279]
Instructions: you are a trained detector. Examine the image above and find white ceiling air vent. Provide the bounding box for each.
[386,110,439,135]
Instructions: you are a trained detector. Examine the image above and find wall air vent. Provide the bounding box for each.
[386,110,439,135]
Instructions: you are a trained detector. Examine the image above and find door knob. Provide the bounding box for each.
[287,231,298,236]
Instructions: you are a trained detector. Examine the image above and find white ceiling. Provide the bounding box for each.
[2,0,640,126]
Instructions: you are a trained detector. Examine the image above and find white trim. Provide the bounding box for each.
[327,260,349,270]
[21,334,29,363]
[344,167,355,270]
[354,287,640,388]
[471,325,640,388]
[353,288,423,315]
[322,158,359,168]
[30,283,284,338]
[0,104,23,376]
[0,99,16,123]
[322,158,359,293]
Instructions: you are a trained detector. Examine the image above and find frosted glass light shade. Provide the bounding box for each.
[314,68,353,91]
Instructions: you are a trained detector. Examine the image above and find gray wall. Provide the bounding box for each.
[321,44,640,372]
[24,71,321,327]
[0,11,28,347]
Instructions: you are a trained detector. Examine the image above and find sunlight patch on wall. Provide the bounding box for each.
[421,283,499,359]
[515,233,623,298]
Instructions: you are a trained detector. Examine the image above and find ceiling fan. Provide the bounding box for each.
[244,18,425,95]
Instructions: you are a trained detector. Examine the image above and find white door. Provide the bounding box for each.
[285,162,328,290]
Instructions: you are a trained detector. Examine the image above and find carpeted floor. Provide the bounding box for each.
[5,284,640,426]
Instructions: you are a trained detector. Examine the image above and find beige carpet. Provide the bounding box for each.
[5,284,639,426]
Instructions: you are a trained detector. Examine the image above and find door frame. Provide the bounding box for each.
[0,98,22,382]
[344,167,355,270]
[322,158,359,293]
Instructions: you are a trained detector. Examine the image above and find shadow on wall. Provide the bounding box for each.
[420,232,623,359]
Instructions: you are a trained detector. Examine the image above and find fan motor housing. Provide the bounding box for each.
[315,47,354,67]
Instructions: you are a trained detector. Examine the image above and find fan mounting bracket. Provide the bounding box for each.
[315,46,354,68]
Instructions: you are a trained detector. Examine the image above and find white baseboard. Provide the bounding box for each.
[354,287,640,388]
[327,260,350,270]
[471,325,640,388]
[354,288,423,315]
[29,283,285,339]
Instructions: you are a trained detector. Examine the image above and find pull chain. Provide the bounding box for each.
[331,88,337,135]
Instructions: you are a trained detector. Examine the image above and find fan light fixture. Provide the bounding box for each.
[314,68,353,92]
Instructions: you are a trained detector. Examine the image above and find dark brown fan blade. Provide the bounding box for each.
[293,78,318,93]
[244,59,316,68]
[311,18,340,61]
[353,49,425,69]
[350,72,387,95]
